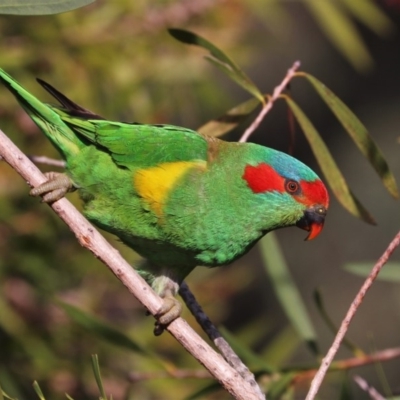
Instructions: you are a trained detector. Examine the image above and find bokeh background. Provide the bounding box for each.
[0,1,400,399]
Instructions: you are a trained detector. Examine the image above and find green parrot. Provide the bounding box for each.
[0,69,328,334]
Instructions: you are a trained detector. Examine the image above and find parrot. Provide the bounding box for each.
[0,68,329,334]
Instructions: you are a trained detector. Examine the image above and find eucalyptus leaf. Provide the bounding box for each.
[0,0,94,15]
[168,28,265,103]
[32,382,46,400]
[340,0,395,37]
[344,262,400,282]
[304,0,373,71]
[91,355,108,400]
[300,73,398,199]
[259,233,319,355]
[284,96,376,224]
[197,97,260,137]
[57,301,150,357]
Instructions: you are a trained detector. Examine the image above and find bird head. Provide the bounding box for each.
[242,148,329,240]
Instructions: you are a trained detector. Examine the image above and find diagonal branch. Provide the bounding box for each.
[305,230,400,400]
[179,282,263,397]
[239,61,301,143]
[0,128,264,400]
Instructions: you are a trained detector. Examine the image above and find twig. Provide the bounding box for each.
[179,283,264,398]
[0,128,264,400]
[293,346,400,383]
[239,61,301,143]
[305,230,400,400]
[353,375,386,400]
[28,155,66,168]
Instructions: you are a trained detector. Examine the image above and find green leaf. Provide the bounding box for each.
[261,326,301,366]
[32,381,46,400]
[0,0,95,15]
[168,28,265,104]
[185,382,222,400]
[91,355,108,400]
[340,0,396,37]
[259,233,319,355]
[300,73,398,199]
[57,301,149,357]
[197,97,261,137]
[267,372,296,400]
[304,0,373,72]
[284,96,376,224]
[344,262,400,282]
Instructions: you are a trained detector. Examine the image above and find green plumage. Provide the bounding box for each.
[0,69,328,331]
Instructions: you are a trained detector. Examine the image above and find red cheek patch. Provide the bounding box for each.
[299,180,329,208]
[243,164,285,193]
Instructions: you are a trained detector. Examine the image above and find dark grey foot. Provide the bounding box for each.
[30,172,75,203]
[154,293,183,336]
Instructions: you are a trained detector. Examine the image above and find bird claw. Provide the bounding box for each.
[153,296,183,336]
[30,172,75,202]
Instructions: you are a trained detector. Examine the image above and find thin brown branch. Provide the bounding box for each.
[353,375,386,400]
[239,61,301,143]
[293,346,400,384]
[0,128,264,400]
[305,231,400,400]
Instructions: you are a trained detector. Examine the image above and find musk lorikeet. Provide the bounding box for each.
[0,68,329,334]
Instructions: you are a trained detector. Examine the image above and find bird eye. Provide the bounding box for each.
[285,179,300,194]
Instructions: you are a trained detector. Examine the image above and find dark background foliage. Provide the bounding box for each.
[0,1,400,399]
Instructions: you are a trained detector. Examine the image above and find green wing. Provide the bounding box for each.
[65,119,209,169]
[37,78,209,169]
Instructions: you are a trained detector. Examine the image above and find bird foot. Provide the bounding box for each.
[154,295,183,336]
[30,172,76,203]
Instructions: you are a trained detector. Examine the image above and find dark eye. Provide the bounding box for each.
[285,179,300,194]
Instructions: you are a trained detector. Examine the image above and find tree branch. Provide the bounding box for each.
[179,282,264,398]
[239,61,301,143]
[0,128,264,400]
[305,230,400,400]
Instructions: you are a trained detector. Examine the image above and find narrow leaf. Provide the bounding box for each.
[91,355,108,400]
[340,0,396,37]
[32,382,46,400]
[168,28,265,103]
[304,0,373,72]
[344,262,400,282]
[284,96,376,224]
[0,0,94,15]
[301,73,398,198]
[259,233,319,355]
[197,97,260,137]
[185,382,222,400]
[58,301,149,356]
[267,372,296,400]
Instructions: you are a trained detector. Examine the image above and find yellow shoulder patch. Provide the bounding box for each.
[133,161,205,217]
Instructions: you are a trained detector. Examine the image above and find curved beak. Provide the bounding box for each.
[296,205,327,241]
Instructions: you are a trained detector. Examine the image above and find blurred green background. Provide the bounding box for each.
[0,1,400,399]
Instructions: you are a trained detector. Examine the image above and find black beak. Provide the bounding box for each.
[296,205,327,240]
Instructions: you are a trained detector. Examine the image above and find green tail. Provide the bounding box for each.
[0,68,82,159]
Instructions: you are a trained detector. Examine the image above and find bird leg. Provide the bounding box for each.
[152,275,182,336]
[30,172,76,202]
